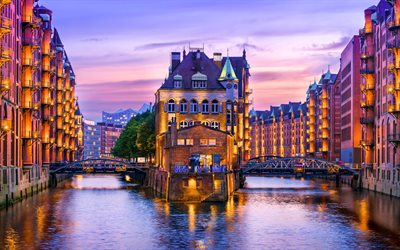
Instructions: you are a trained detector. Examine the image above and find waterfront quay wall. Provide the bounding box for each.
[0,166,50,208]
[360,168,400,197]
[147,168,240,202]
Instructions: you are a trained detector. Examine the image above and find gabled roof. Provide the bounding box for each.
[160,51,225,90]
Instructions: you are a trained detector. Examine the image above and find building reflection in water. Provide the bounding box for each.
[0,175,400,249]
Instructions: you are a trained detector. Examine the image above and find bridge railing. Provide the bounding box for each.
[241,156,353,175]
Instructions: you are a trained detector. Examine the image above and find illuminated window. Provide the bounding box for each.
[180,99,188,113]
[177,139,185,145]
[208,139,216,146]
[200,139,208,145]
[186,139,194,145]
[202,121,210,127]
[212,100,219,113]
[168,99,175,113]
[211,121,219,129]
[190,100,198,113]
[202,100,209,113]
[180,121,188,128]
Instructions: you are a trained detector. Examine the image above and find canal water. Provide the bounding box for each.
[1,175,400,250]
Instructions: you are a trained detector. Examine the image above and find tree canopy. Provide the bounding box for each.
[112,111,155,160]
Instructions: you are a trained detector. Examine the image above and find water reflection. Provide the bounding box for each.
[0,175,399,249]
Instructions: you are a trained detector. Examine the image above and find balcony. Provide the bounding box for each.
[42,98,54,106]
[22,36,40,49]
[0,48,11,64]
[387,40,400,50]
[387,82,400,94]
[0,17,11,35]
[388,133,400,144]
[42,114,54,122]
[41,81,51,88]
[360,139,374,148]
[388,20,400,31]
[22,58,34,67]
[22,131,40,140]
[22,80,33,88]
[360,117,374,125]
[22,15,41,28]
[0,78,10,93]
[361,82,375,91]
[21,101,40,111]
[388,104,400,114]
[361,101,374,109]
[388,62,400,72]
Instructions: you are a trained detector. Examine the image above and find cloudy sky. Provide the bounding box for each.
[39,0,378,120]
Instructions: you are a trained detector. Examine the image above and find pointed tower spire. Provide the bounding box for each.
[219,53,238,82]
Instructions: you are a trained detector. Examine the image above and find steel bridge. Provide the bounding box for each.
[50,158,147,174]
[241,156,355,176]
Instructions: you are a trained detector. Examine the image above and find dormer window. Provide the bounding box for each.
[174,80,182,88]
[191,72,207,89]
[173,74,182,88]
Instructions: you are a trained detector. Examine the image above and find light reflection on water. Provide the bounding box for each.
[0,175,399,249]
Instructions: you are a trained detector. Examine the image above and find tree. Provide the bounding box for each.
[111,111,155,161]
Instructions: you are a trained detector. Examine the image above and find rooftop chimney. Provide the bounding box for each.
[171,52,181,72]
[213,52,222,69]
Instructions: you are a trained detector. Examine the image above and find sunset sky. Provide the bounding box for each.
[39,0,377,120]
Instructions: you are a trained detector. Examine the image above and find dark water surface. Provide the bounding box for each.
[1,175,400,249]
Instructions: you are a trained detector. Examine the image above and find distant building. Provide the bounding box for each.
[102,108,137,127]
[97,123,123,158]
[83,120,101,159]
[250,102,307,158]
[305,69,337,160]
[83,120,123,159]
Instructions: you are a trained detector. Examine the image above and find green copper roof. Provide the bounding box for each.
[218,56,238,82]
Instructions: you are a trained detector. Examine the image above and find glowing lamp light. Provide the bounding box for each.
[1,119,11,132]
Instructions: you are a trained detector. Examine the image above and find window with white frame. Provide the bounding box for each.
[168,99,175,113]
[180,120,188,128]
[211,121,219,129]
[180,99,188,113]
[202,100,209,113]
[190,100,198,113]
[212,100,219,113]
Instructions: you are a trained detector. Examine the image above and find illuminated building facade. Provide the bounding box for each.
[0,1,82,206]
[83,120,122,159]
[249,102,307,158]
[360,0,400,197]
[155,48,251,171]
[339,35,362,167]
[305,70,337,160]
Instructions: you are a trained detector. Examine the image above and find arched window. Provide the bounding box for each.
[202,121,210,127]
[180,99,188,113]
[211,121,219,129]
[212,100,219,114]
[168,99,175,113]
[202,100,209,114]
[190,99,198,113]
[180,120,188,128]
[189,121,195,127]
